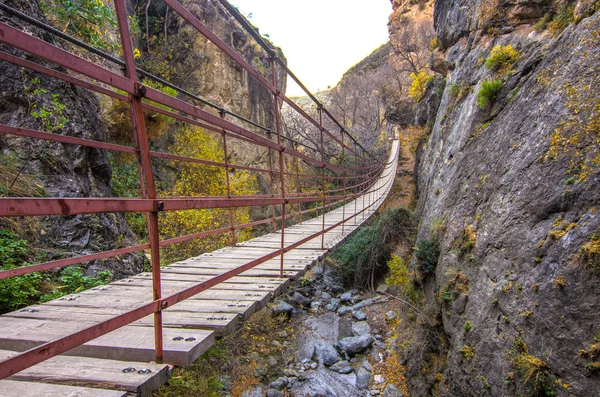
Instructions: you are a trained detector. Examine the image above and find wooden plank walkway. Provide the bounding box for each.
[0,140,399,396]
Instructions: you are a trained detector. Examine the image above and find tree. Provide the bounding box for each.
[159,125,257,262]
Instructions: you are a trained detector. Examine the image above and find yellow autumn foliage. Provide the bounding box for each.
[409,70,432,103]
[160,126,257,262]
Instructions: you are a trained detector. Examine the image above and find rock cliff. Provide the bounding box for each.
[0,0,286,277]
[408,0,600,395]
[0,0,145,277]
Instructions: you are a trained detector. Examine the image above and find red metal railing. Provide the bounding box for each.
[0,0,390,379]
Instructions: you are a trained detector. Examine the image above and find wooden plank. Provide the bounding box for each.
[131,311,238,336]
[168,257,312,271]
[130,273,290,294]
[0,380,127,397]
[160,266,300,279]
[33,296,258,319]
[112,278,281,293]
[196,249,324,260]
[78,285,272,307]
[0,318,214,366]
[0,350,170,397]
[162,299,257,319]
[5,306,238,337]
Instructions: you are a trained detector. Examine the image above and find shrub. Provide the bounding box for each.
[441,271,470,303]
[0,229,113,312]
[464,320,472,333]
[386,255,423,304]
[477,79,502,108]
[456,224,477,257]
[416,239,440,275]
[42,0,119,51]
[409,70,433,103]
[386,255,410,289]
[509,338,555,396]
[547,6,574,36]
[429,37,440,51]
[534,12,553,32]
[159,126,257,263]
[332,207,416,289]
[449,83,460,97]
[580,233,600,273]
[460,345,475,361]
[579,334,600,375]
[553,274,567,289]
[485,45,520,75]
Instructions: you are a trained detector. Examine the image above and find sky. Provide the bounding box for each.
[228,0,392,97]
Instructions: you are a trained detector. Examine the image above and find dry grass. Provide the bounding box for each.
[153,309,293,397]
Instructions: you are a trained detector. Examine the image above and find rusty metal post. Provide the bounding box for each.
[318,106,326,250]
[340,129,346,235]
[294,141,301,222]
[362,176,366,221]
[113,0,163,363]
[267,135,278,232]
[220,110,237,246]
[270,57,286,277]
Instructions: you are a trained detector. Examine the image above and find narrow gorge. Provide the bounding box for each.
[0,0,598,396]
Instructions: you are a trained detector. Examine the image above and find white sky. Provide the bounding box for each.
[228,0,392,96]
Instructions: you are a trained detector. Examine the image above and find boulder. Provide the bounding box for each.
[335,335,374,355]
[356,367,372,389]
[337,306,352,315]
[352,311,367,321]
[352,321,372,336]
[340,291,352,302]
[269,377,289,390]
[273,300,293,315]
[329,360,353,374]
[313,340,340,366]
[290,292,311,307]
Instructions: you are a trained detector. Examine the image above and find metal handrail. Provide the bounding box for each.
[0,0,393,380]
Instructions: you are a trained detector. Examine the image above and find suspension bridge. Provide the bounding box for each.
[0,1,399,395]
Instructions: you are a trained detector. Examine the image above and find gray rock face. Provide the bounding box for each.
[313,340,340,366]
[0,1,145,278]
[412,6,600,397]
[329,360,353,374]
[356,367,371,389]
[433,0,479,49]
[413,77,444,127]
[241,386,264,397]
[335,335,374,355]
[266,390,283,397]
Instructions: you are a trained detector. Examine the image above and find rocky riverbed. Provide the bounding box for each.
[239,262,408,397]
